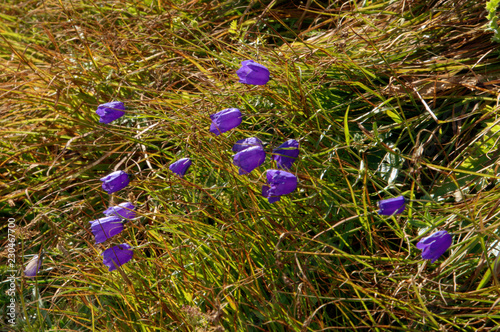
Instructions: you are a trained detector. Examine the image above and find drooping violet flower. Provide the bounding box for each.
[273,139,299,169]
[103,202,136,220]
[169,158,192,177]
[236,60,270,85]
[100,171,130,194]
[96,101,125,124]
[101,243,134,271]
[416,230,452,263]
[232,137,263,153]
[233,145,266,175]
[24,254,43,278]
[210,108,242,136]
[262,170,297,203]
[89,216,124,244]
[378,196,405,216]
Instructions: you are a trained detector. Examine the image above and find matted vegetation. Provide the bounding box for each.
[2,0,500,330]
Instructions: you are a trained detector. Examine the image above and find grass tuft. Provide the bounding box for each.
[2,0,500,330]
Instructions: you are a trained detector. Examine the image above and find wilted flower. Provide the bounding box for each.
[103,202,136,219]
[378,196,406,216]
[273,139,299,169]
[416,230,452,263]
[210,108,242,136]
[262,170,297,203]
[233,145,266,175]
[89,216,124,244]
[236,60,270,85]
[102,243,134,271]
[96,101,125,124]
[100,170,129,194]
[24,254,43,278]
[169,158,192,177]
[232,137,263,153]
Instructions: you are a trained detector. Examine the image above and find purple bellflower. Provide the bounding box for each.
[96,101,125,124]
[416,230,452,263]
[169,158,192,177]
[262,170,297,203]
[378,196,406,216]
[233,145,266,175]
[232,137,263,153]
[273,139,299,169]
[89,216,124,244]
[102,243,134,271]
[103,202,136,220]
[24,254,43,278]
[236,60,270,85]
[100,170,130,194]
[210,108,242,136]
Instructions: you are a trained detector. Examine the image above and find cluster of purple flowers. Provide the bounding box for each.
[205,61,300,203]
[377,195,453,264]
[94,173,135,271]
[90,202,136,244]
[24,59,448,277]
[167,60,299,203]
[84,62,268,272]
[24,168,136,276]
[80,102,136,272]
[232,137,299,203]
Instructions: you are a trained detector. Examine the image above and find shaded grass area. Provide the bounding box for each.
[2,0,500,330]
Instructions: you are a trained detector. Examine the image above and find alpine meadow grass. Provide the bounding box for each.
[2,0,500,330]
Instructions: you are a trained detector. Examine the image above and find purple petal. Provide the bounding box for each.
[266,170,297,196]
[268,196,281,203]
[261,170,297,203]
[90,216,124,244]
[233,145,266,174]
[232,137,263,153]
[236,65,252,81]
[169,158,192,177]
[100,170,130,194]
[209,108,242,135]
[273,139,299,169]
[241,60,256,66]
[417,230,452,263]
[262,184,281,203]
[102,243,134,271]
[96,101,126,124]
[24,255,43,278]
[103,202,136,219]
[377,196,405,216]
[237,60,270,85]
[262,185,270,197]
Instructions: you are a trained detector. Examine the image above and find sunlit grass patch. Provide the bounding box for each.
[2,0,500,330]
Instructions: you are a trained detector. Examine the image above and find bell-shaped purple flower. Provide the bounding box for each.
[236,60,270,85]
[232,137,263,153]
[89,216,124,244]
[273,139,299,169]
[96,101,125,124]
[102,243,134,271]
[378,196,405,216]
[169,158,192,177]
[24,254,43,278]
[103,202,136,220]
[233,145,266,175]
[210,108,242,136]
[416,230,452,263]
[262,170,297,203]
[100,170,130,194]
